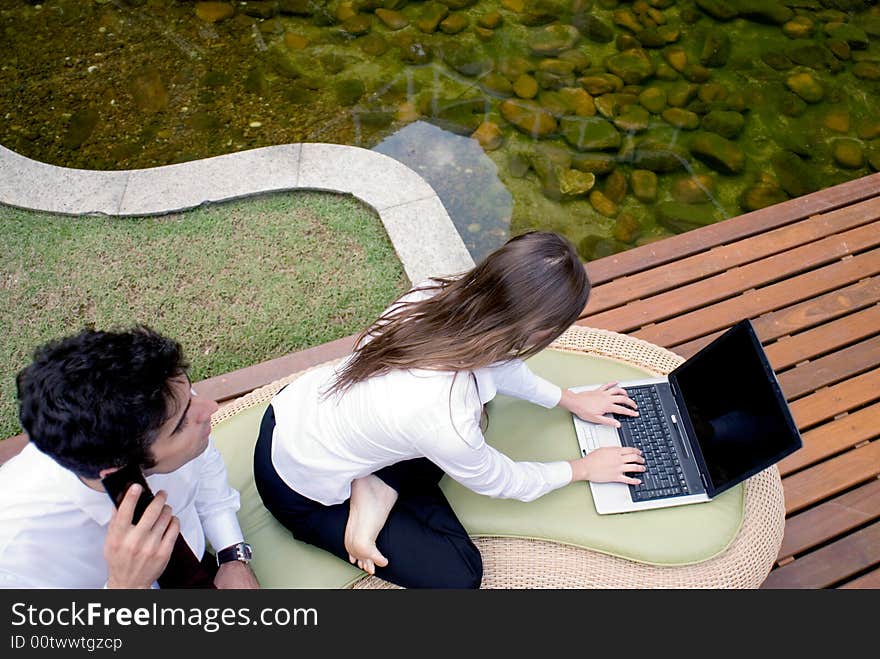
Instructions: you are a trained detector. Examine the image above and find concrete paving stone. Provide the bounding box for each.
[298,143,437,212]
[118,144,301,215]
[0,145,128,215]
[378,194,475,284]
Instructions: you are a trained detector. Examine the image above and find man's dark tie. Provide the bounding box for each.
[157,535,217,589]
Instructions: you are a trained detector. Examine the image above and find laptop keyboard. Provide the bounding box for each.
[613,386,690,502]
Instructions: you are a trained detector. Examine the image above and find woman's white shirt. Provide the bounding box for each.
[269,286,574,505]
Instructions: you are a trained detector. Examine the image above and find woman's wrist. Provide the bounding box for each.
[557,388,574,411]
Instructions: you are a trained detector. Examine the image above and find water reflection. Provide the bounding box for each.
[373,120,512,261]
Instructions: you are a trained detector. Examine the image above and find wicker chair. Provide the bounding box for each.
[211,326,786,588]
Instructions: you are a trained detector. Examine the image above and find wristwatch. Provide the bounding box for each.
[216,542,253,566]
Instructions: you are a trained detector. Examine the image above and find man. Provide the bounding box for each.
[0,326,259,589]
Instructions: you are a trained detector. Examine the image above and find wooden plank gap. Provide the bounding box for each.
[855,440,871,449]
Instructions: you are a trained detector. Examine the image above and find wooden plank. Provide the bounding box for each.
[633,248,880,348]
[788,368,880,430]
[764,305,880,371]
[762,520,880,588]
[672,276,880,358]
[583,196,880,315]
[782,440,880,514]
[778,334,880,400]
[586,172,880,285]
[838,566,880,589]
[194,334,356,403]
[779,404,880,476]
[778,479,880,561]
[0,434,27,465]
[580,221,880,333]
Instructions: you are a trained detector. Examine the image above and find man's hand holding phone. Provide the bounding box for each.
[103,485,180,589]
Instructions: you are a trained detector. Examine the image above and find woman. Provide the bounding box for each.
[254,231,644,588]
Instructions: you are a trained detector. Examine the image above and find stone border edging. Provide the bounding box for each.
[0,143,475,284]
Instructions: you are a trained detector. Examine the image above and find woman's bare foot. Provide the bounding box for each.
[344,475,397,575]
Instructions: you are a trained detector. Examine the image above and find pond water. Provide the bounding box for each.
[2,0,879,261]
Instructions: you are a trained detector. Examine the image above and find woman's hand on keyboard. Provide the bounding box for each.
[559,382,639,428]
[570,447,646,485]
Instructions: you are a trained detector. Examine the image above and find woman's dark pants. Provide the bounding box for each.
[253,404,483,589]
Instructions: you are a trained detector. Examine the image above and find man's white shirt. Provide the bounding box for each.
[0,439,243,588]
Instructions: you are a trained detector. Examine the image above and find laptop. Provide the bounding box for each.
[571,319,802,514]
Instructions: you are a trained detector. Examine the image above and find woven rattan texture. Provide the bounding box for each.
[211,326,785,589]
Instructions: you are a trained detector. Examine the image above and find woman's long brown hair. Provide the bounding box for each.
[327,231,590,396]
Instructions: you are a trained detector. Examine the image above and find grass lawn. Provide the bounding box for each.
[0,191,408,439]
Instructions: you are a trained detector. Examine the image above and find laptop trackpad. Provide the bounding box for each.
[593,424,621,448]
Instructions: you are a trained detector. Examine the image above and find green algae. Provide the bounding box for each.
[1,0,879,261]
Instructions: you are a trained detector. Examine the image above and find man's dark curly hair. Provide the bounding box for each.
[16,326,189,479]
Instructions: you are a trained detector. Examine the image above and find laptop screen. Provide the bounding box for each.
[670,320,802,497]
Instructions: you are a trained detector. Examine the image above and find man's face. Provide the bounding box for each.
[144,375,219,475]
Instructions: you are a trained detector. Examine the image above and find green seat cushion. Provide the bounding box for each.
[212,349,744,588]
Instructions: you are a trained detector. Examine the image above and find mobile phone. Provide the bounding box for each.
[101,463,154,525]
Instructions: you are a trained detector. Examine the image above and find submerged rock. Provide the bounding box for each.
[439,13,469,34]
[613,212,641,243]
[571,152,617,174]
[375,9,409,30]
[417,2,449,33]
[630,139,688,172]
[614,105,650,132]
[603,169,628,204]
[701,110,745,138]
[513,74,539,99]
[631,169,658,202]
[699,29,730,67]
[656,201,720,233]
[672,174,716,203]
[732,0,793,25]
[786,71,824,103]
[500,99,558,137]
[589,190,619,217]
[740,183,789,211]
[471,121,504,150]
[579,73,624,95]
[662,107,700,129]
[131,67,168,112]
[638,87,667,113]
[572,13,615,44]
[444,39,493,76]
[529,144,571,200]
[528,24,581,56]
[63,108,99,148]
[578,235,627,260]
[559,87,596,116]
[558,169,596,196]
[695,0,737,21]
[825,24,869,50]
[605,50,655,84]
[689,132,745,174]
[560,116,622,151]
[195,2,235,22]
[832,139,865,168]
[771,150,819,196]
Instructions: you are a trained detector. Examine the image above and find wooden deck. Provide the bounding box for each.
[576,172,880,589]
[2,173,879,588]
